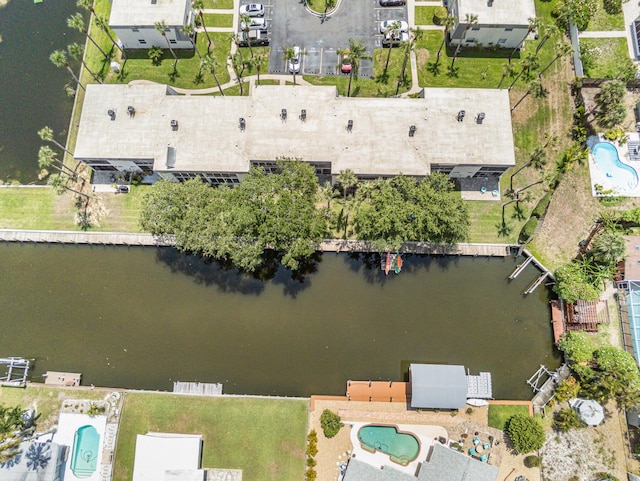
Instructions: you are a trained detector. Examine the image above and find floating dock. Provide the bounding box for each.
[44,371,82,387]
[466,372,493,399]
[173,381,223,396]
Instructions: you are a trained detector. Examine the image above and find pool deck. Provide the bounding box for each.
[53,412,107,481]
[589,134,640,197]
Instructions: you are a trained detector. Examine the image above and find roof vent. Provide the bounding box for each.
[171,119,179,131]
[300,109,307,122]
[457,110,465,122]
[409,125,417,137]
[108,109,116,121]
[347,119,353,132]
[239,117,246,131]
[128,106,135,118]
[476,112,486,124]
[281,109,287,122]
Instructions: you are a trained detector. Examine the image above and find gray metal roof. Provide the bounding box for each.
[417,444,499,481]
[110,0,188,27]
[343,459,415,481]
[456,0,535,25]
[410,364,467,409]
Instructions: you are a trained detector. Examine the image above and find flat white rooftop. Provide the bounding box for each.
[109,0,187,27]
[74,84,515,176]
[456,0,535,25]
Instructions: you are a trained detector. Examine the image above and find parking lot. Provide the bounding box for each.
[237,0,408,77]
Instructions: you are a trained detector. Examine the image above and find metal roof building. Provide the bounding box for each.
[409,364,467,409]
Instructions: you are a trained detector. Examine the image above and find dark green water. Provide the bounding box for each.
[0,244,560,399]
[0,0,84,183]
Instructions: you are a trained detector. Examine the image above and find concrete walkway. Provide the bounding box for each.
[578,30,627,38]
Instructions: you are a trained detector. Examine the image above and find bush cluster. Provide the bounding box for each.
[320,409,344,438]
[518,218,538,244]
[505,414,545,453]
[305,430,318,481]
[433,6,448,25]
[553,407,584,432]
[531,193,552,219]
[524,455,541,467]
[554,376,581,403]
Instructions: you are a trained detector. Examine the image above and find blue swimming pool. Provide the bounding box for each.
[592,142,639,192]
[70,425,100,479]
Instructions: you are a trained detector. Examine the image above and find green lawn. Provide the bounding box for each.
[488,404,530,430]
[585,1,625,31]
[580,37,630,79]
[415,6,438,26]
[0,188,76,230]
[203,13,234,28]
[94,185,151,232]
[113,394,308,481]
[305,47,411,97]
[204,0,234,8]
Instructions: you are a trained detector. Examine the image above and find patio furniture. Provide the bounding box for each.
[473,437,480,445]
[468,448,476,456]
[483,443,490,450]
[480,186,487,193]
[480,454,488,463]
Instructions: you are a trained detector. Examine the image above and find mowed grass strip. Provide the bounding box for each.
[204,0,234,9]
[0,188,76,230]
[415,6,438,26]
[203,13,234,28]
[112,394,308,481]
[488,403,530,430]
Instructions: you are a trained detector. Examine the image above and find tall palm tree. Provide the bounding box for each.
[346,38,368,97]
[239,13,254,58]
[538,40,573,77]
[182,23,200,57]
[282,46,297,85]
[47,174,88,198]
[535,23,558,54]
[201,53,224,95]
[398,27,422,95]
[155,21,179,64]
[67,12,108,60]
[509,17,540,63]
[497,62,515,89]
[68,42,101,83]
[383,21,401,71]
[253,51,267,86]
[38,146,78,179]
[319,181,338,209]
[436,15,456,62]
[451,13,477,70]
[49,50,85,91]
[192,0,212,50]
[337,169,358,199]
[229,51,246,95]
[76,0,125,57]
[511,78,546,111]
[508,146,547,192]
[508,50,539,90]
[38,126,73,156]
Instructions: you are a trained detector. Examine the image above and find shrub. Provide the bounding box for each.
[306,457,317,467]
[518,217,538,243]
[525,455,541,467]
[466,407,474,414]
[433,6,448,25]
[307,430,318,444]
[531,193,552,219]
[306,441,318,457]
[505,414,545,453]
[558,331,595,363]
[320,409,343,438]
[603,0,622,14]
[553,407,584,432]
[305,468,317,481]
[595,473,620,481]
[554,376,581,402]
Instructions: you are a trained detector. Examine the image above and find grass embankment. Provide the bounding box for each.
[580,37,629,79]
[113,394,308,481]
[414,6,438,26]
[585,2,625,31]
[488,404,530,430]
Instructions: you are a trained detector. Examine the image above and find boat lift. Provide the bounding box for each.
[0,357,30,387]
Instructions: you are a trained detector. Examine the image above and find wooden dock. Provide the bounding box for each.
[0,229,175,246]
[346,380,409,402]
[529,364,571,415]
[551,300,565,343]
[44,371,82,387]
[173,381,223,396]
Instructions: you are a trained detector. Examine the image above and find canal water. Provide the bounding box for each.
[0,0,83,183]
[0,244,560,399]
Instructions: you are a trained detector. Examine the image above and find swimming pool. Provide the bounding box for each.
[70,425,100,479]
[357,425,420,465]
[592,142,639,192]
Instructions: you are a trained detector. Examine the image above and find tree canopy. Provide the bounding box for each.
[553,262,601,304]
[141,161,327,271]
[557,331,595,364]
[352,173,470,250]
[0,404,35,465]
[505,413,545,453]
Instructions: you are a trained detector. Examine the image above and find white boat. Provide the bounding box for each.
[466,399,490,407]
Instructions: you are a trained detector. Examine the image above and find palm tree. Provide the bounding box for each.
[67,12,108,60]
[451,13,477,70]
[497,62,515,89]
[182,23,200,57]
[591,231,627,266]
[229,51,246,95]
[535,23,558,54]
[50,50,85,91]
[239,13,254,58]
[253,51,267,86]
[201,53,224,95]
[436,15,456,61]
[508,146,547,192]
[68,42,101,83]
[397,27,422,94]
[346,38,368,97]
[76,0,125,58]
[192,0,212,50]
[155,21,178,64]
[38,126,73,156]
[337,169,358,199]
[47,174,88,198]
[319,181,339,209]
[538,40,573,77]
[509,17,540,63]
[511,78,546,111]
[282,46,297,84]
[38,146,78,179]
[508,50,539,90]
[383,21,402,71]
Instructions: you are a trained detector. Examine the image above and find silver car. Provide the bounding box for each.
[379,20,409,34]
[289,46,301,73]
[239,3,264,16]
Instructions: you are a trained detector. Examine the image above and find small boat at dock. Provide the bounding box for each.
[394,254,403,274]
[384,252,392,276]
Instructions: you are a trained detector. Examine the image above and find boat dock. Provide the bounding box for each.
[173,381,223,396]
[466,372,493,399]
[507,248,555,295]
[345,380,409,402]
[43,371,82,387]
[0,357,30,387]
[528,364,571,415]
[551,300,565,343]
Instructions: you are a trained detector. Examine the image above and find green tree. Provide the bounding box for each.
[497,63,516,89]
[47,173,88,198]
[436,15,456,64]
[337,169,358,199]
[511,78,547,111]
[230,49,247,95]
[553,262,601,303]
[553,408,584,432]
[68,42,102,83]
[594,80,626,128]
[320,409,343,438]
[38,126,74,157]
[554,376,582,402]
[38,146,78,180]
[538,39,573,77]
[192,0,212,49]
[50,50,84,92]
[383,21,402,71]
[76,0,125,58]
[590,230,626,267]
[148,46,163,65]
[505,414,545,453]
[558,332,595,363]
[346,38,368,97]
[201,53,224,96]
[603,0,622,15]
[398,28,422,95]
[451,13,478,70]
[67,12,108,60]
[155,21,178,65]
[239,13,254,58]
[282,45,297,85]
[508,50,539,90]
[510,17,541,63]
[182,23,200,58]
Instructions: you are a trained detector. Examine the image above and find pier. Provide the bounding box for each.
[0,357,30,387]
[44,371,82,387]
[345,380,409,402]
[528,364,571,415]
[507,248,555,295]
[173,381,223,396]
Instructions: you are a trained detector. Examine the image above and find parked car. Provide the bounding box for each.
[238,29,269,46]
[289,46,301,73]
[240,17,267,30]
[379,20,409,34]
[239,3,264,16]
[379,0,405,6]
[382,30,409,46]
[340,54,351,74]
